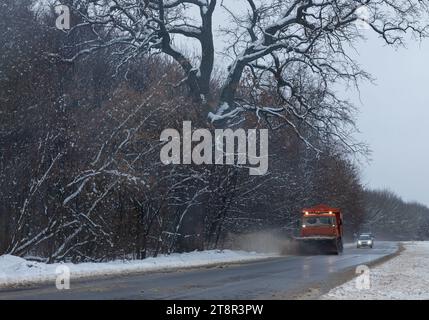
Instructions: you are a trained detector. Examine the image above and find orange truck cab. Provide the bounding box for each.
[295,204,343,254]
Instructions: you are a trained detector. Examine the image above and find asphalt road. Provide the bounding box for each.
[0,241,398,300]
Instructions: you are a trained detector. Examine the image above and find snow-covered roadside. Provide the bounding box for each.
[0,250,277,288]
[322,241,429,300]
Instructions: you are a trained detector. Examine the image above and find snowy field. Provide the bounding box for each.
[323,241,429,300]
[0,250,277,288]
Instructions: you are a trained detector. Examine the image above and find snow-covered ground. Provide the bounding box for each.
[323,241,429,300]
[0,250,277,288]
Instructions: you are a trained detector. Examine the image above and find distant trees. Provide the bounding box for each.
[362,190,429,240]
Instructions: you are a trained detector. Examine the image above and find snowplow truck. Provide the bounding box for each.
[294,204,343,255]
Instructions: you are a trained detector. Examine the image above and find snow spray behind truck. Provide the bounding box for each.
[294,204,343,255]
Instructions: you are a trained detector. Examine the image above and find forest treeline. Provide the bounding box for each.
[1,0,428,262]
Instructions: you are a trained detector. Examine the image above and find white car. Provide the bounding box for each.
[357,234,374,248]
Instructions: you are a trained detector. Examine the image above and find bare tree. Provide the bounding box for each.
[61,0,428,150]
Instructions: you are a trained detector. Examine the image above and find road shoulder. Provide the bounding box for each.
[321,241,429,299]
[282,243,403,300]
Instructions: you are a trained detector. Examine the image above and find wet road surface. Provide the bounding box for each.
[0,241,398,300]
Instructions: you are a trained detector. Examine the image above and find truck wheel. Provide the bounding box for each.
[333,239,343,255]
[338,240,343,252]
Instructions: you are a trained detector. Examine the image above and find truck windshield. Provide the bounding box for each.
[303,216,335,226]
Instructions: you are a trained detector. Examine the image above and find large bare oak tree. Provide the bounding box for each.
[61,0,428,149]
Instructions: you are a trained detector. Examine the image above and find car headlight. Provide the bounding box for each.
[368,240,372,244]
[358,241,362,244]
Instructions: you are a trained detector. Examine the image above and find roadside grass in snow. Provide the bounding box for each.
[322,241,429,300]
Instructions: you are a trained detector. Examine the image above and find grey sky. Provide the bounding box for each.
[352,35,429,206]
[186,1,429,206]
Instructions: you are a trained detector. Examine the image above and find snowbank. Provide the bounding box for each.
[0,250,277,288]
[322,241,429,300]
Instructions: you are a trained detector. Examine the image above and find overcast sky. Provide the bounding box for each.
[187,1,429,206]
[352,35,429,206]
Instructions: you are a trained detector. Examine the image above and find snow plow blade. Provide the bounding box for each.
[293,237,343,255]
